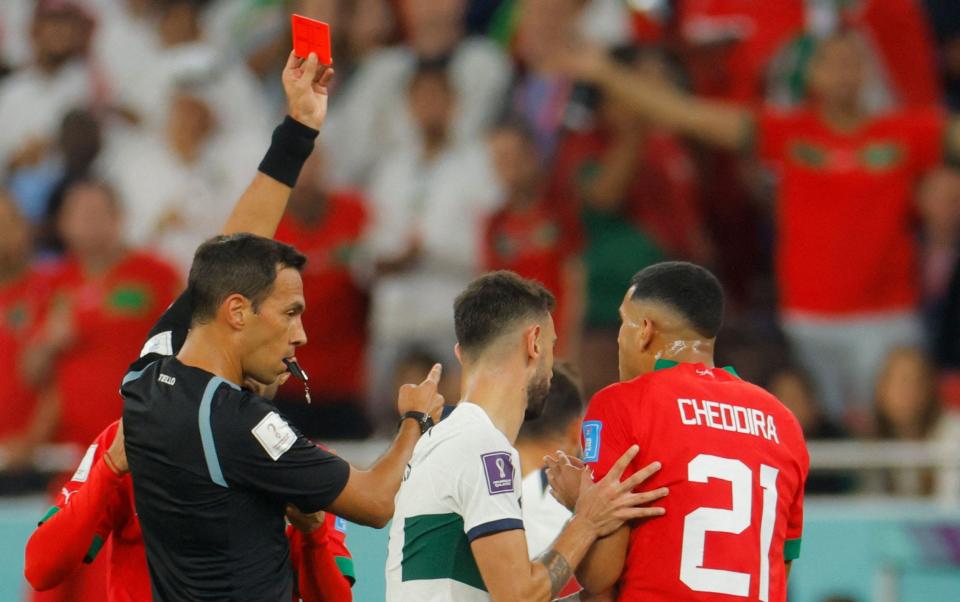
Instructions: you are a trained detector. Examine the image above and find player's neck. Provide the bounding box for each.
[515,438,562,478]
[461,361,527,444]
[655,335,716,368]
[177,327,245,385]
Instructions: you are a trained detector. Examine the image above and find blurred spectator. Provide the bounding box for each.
[919,167,960,344]
[769,366,856,494]
[0,0,97,178]
[362,62,499,429]
[485,117,584,358]
[323,0,511,185]
[272,150,372,440]
[510,0,585,158]
[924,0,960,110]
[874,347,944,496]
[115,0,272,139]
[0,194,57,470]
[8,108,103,252]
[106,84,258,274]
[561,30,960,424]
[553,48,712,394]
[22,180,179,450]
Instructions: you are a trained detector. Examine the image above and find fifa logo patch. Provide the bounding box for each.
[481,452,514,495]
[334,516,348,533]
[582,421,602,462]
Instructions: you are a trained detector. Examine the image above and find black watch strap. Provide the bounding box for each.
[398,411,434,435]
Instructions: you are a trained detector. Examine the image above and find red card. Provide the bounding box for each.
[291,14,332,65]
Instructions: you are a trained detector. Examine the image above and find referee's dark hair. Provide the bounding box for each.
[629,261,724,338]
[455,271,556,355]
[187,233,307,325]
[517,363,584,442]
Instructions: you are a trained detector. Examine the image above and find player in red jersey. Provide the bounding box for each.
[24,420,354,602]
[547,262,808,601]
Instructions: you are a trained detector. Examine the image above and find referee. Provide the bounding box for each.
[121,52,444,601]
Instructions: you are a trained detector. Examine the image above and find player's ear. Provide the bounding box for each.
[454,343,463,365]
[221,294,249,330]
[639,317,655,351]
[526,324,542,361]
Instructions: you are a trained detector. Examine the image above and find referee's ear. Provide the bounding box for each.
[221,293,251,330]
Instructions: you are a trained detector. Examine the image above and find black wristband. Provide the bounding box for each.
[257,116,319,188]
[398,411,434,435]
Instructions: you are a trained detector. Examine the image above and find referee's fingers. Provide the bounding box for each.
[601,444,639,484]
[284,50,300,72]
[619,461,662,493]
[421,363,442,388]
[302,53,319,83]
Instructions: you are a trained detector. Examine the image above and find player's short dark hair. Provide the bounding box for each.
[187,233,306,324]
[454,271,556,355]
[629,261,724,338]
[518,363,584,442]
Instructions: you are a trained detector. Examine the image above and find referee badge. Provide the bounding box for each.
[582,421,602,462]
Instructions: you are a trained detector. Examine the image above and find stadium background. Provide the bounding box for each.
[0,0,959,600]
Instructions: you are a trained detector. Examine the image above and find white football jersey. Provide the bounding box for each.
[386,402,524,601]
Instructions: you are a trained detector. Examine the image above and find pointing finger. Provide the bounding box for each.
[421,363,442,387]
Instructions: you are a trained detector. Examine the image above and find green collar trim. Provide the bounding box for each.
[653,358,739,377]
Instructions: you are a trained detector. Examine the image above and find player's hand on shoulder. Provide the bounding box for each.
[544,450,586,512]
[286,504,325,534]
[396,363,445,422]
[105,421,129,475]
[573,445,668,538]
[282,51,335,130]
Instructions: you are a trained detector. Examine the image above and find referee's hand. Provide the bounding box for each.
[282,51,335,130]
[397,363,445,423]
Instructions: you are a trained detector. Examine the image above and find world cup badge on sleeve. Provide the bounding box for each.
[481,452,515,495]
[582,421,603,462]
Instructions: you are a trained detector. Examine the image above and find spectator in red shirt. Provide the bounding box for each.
[0,192,58,470]
[549,47,712,395]
[485,117,584,359]
[559,30,960,427]
[22,180,180,449]
[274,150,373,439]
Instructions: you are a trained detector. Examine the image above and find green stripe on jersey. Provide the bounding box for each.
[401,513,485,591]
[335,556,356,584]
[784,538,802,561]
[83,534,105,563]
[38,505,60,526]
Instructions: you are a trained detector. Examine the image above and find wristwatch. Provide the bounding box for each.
[398,411,434,435]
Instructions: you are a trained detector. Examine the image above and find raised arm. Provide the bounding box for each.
[471,447,666,601]
[223,52,334,237]
[559,46,754,152]
[325,365,445,528]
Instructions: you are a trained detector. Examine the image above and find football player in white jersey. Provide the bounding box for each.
[386,271,669,601]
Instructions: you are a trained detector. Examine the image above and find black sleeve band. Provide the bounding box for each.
[257,116,319,188]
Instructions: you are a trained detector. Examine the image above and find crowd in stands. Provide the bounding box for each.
[1,0,960,499]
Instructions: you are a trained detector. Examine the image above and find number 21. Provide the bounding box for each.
[680,454,779,601]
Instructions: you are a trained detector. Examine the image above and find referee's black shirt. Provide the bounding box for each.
[121,294,350,601]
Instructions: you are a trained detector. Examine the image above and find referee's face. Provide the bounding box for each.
[242,266,307,385]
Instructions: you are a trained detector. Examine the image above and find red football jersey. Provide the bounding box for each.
[582,361,808,601]
[27,422,355,602]
[757,106,944,315]
[275,192,369,401]
[0,266,55,439]
[46,251,181,446]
